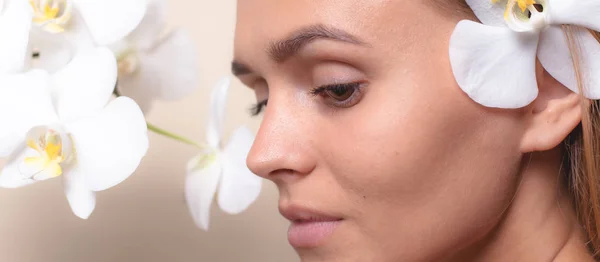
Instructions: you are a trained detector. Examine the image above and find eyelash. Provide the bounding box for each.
[309,82,364,107]
[249,82,365,116]
[249,100,268,116]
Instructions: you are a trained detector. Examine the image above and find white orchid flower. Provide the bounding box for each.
[0,0,146,73]
[0,0,74,73]
[0,47,149,219]
[449,0,600,108]
[114,0,198,112]
[0,0,32,73]
[185,78,262,230]
[28,0,146,46]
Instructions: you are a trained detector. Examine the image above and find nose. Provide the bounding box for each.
[247,92,316,183]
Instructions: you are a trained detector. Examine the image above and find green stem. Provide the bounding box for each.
[147,122,206,149]
[113,86,121,97]
[113,83,203,149]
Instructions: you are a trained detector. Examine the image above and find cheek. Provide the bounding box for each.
[319,68,525,259]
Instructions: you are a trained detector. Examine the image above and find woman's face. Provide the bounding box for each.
[234,0,526,261]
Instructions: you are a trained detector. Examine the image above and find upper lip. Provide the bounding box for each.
[279,204,343,223]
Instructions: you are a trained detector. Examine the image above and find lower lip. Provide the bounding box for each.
[287,220,342,248]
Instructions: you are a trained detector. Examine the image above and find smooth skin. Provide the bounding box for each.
[233,0,595,261]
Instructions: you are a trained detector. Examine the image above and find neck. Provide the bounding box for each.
[452,148,594,262]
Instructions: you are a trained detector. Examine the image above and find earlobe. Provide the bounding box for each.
[520,71,583,153]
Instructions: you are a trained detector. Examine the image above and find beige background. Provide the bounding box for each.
[0,0,298,261]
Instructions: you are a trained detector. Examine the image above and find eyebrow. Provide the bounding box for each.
[427,0,474,18]
[231,61,252,76]
[231,24,368,76]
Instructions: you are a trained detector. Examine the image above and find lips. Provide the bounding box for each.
[280,205,343,248]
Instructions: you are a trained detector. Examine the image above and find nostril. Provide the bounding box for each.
[266,168,309,186]
[270,168,296,177]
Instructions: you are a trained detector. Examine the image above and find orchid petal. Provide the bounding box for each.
[185,155,222,230]
[449,20,539,108]
[52,47,117,122]
[0,143,40,188]
[136,30,197,101]
[548,0,600,32]
[218,127,261,215]
[0,0,33,73]
[64,97,148,192]
[538,26,600,99]
[62,10,96,51]
[72,0,147,45]
[117,30,198,112]
[0,70,58,157]
[63,169,96,219]
[127,0,167,50]
[27,28,74,73]
[465,0,508,27]
[206,78,230,148]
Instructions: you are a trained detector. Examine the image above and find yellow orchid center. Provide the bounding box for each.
[492,0,537,18]
[115,31,177,77]
[22,128,74,180]
[492,0,536,12]
[492,0,547,31]
[516,0,536,13]
[116,49,141,76]
[187,150,219,174]
[29,0,72,33]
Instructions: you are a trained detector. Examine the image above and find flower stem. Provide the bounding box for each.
[113,84,204,149]
[113,86,121,97]
[147,122,206,149]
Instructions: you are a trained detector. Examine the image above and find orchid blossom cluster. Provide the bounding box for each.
[0,0,261,230]
[450,0,600,108]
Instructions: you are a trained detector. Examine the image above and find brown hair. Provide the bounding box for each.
[562,27,600,259]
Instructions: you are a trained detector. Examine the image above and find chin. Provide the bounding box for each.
[296,248,374,262]
[296,249,340,262]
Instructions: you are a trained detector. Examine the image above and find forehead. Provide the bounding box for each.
[234,0,442,62]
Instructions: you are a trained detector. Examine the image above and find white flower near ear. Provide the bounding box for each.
[449,0,600,108]
[114,0,198,112]
[185,78,262,230]
[0,48,149,219]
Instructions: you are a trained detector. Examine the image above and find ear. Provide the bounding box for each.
[520,65,583,153]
